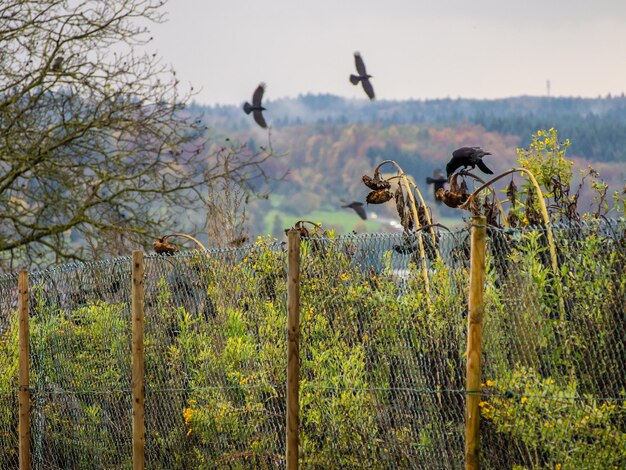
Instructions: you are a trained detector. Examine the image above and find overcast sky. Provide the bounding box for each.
[148,0,626,106]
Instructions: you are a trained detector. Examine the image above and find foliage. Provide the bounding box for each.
[0,219,625,467]
[480,366,626,469]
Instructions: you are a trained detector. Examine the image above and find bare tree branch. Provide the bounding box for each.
[0,0,276,270]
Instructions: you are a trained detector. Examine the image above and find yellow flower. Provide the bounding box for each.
[478,401,488,408]
[485,379,494,387]
[520,397,528,404]
[183,407,194,425]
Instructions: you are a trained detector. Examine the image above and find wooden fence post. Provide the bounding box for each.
[131,251,145,470]
[466,215,486,470]
[286,229,301,470]
[18,271,31,470]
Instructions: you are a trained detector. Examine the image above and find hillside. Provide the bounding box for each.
[191,95,626,238]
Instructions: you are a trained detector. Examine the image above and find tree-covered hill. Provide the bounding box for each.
[193,94,626,162]
[190,95,626,239]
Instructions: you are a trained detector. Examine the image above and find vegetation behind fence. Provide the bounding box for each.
[0,219,625,469]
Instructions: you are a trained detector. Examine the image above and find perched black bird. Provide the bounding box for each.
[446,147,493,178]
[243,83,268,128]
[349,52,375,100]
[51,54,64,72]
[342,201,367,220]
[426,169,447,201]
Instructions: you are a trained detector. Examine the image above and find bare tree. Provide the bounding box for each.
[0,0,274,270]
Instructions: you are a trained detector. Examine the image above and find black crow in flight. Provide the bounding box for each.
[342,201,367,220]
[243,83,268,128]
[350,52,375,100]
[426,169,447,201]
[446,147,493,178]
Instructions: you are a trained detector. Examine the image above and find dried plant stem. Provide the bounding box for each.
[460,167,565,322]
[377,160,440,253]
[168,233,209,254]
[375,160,435,307]
[454,173,510,228]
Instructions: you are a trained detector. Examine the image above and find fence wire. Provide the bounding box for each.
[0,272,18,468]
[141,243,288,469]
[0,220,624,469]
[295,230,469,469]
[481,219,626,469]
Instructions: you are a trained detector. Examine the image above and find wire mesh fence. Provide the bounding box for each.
[294,230,470,469]
[0,219,624,469]
[481,219,626,469]
[0,272,19,468]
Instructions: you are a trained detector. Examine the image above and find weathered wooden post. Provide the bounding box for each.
[286,229,301,470]
[466,215,486,470]
[18,271,31,470]
[131,251,145,470]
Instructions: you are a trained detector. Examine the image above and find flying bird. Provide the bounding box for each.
[426,169,447,201]
[342,201,367,220]
[243,83,268,129]
[446,147,493,178]
[350,52,375,100]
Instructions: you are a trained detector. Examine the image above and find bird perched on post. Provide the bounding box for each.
[350,52,375,100]
[243,83,268,129]
[426,169,447,201]
[342,201,367,220]
[446,147,493,178]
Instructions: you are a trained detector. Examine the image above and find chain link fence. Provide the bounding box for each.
[0,219,624,469]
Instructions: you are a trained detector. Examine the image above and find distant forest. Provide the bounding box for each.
[191,94,626,163]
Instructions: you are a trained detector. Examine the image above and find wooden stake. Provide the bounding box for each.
[131,251,145,470]
[18,271,31,470]
[286,230,301,470]
[466,216,486,470]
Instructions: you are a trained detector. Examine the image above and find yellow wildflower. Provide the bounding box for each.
[485,379,494,387]
[183,407,194,425]
[521,397,528,404]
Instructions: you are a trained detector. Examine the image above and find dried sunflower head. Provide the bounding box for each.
[153,236,178,255]
[436,188,468,209]
[506,179,518,208]
[362,173,391,191]
[366,189,393,204]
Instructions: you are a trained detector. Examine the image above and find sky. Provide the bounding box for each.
[148,0,626,106]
